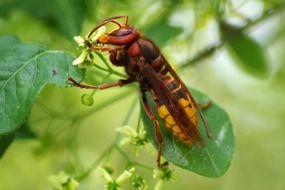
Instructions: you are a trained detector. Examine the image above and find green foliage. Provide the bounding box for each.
[221,22,270,78]
[1,0,285,189]
[144,13,183,46]
[141,89,234,177]
[0,0,86,38]
[0,133,14,158]
[0,122,36,158]
[49,171,79,190]
[227,33,270,78]
[0,35,84,137]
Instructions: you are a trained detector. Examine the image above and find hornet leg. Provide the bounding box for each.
[140,88,164,167]
[68,77,134,90]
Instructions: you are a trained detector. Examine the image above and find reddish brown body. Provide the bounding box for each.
[70,16,211,167]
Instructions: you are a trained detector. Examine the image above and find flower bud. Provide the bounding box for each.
[116,167,135,184]
[49,171,79,190]
[81,94,94,106]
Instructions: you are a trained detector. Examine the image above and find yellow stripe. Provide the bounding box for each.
[157,100,198,145]
[178,133,186,139]
[178,98,190,107]
[185,107,195,118]
[157,105,169,118]
[172,125,181,133]
[165,115,175,125]
[178,98,198,126]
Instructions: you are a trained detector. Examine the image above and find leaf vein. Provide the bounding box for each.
[0,50,47,91]
[204,147,220,175]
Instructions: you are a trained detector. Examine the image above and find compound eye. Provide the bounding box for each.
[109,28,132,37]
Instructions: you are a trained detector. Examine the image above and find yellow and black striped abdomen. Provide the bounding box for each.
[153,72,203,145]
[157,97,198,145]
[177,98,198,126]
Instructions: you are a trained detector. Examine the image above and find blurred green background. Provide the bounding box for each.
[0,0,285,189]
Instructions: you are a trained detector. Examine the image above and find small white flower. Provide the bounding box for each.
[154,180,163,190]
[99,167,135,190]
[49,171,79,190]
[117,126,148,156]
[89,26,107,42]
[153,167,175,190]
[73,35,85,47]
[118,125,137,136]
[116,167,135,184]
[117,126,148,145]
[99,167,113,182]
[72,26,106,67]
[131,174,148,190]
[72,49,89,65]
[153,167,173,181]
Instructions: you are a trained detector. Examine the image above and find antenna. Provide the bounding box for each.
[87,16,129,38]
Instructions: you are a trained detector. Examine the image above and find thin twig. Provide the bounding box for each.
[115,145,131,162]
[75,96,138,181]
[131,161,154,171]
[75,144,115,181]
[76,88,135,120]
[95,52,126,78]
[115,145,154,171]
[180,3,285,68]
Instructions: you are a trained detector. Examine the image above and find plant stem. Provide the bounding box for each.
[179,3,285,69]
[90,73,111,96]
[115,145,131,162]
[78,88,135,120]
[94,52,126,78]
[75,96,138,181]
[136,111,142,131]
[115,145,154,171]
[35,88,135,121]
[132,161,154,171]
[75,144,115,181]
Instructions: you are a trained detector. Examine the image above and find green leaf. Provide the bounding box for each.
[0,35,84,136]
[141,88,235,177]
[0,0,86,38]
[0,133,14,159]
[221,22,270,78]
[15,123,37,139]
